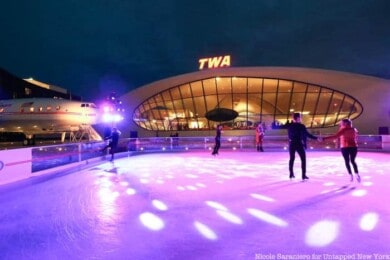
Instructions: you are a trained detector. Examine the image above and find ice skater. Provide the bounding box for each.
[102,127,121,161]
[278,113,320,180]
[255,123,265,152]
[212,125,223,156]
[322,118,360,182]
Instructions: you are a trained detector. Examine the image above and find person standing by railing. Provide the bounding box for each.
[212,125,223,156]
[255,123,265,152]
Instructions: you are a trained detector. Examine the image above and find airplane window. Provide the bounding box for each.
[47,106,52,111]
[0,108,4,113]
[81,104,86,107]
[29,107,34,112]
[39,107,43,112]
[24,87,32,95]
[56,106,60,110]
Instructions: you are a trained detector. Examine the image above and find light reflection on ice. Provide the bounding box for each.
[98,178,113,188]
[359,212,379,231]
[351,189,367,197]
[140,178,149,184]
[206,201,228,211]
[250,193,275,202]
[126,188,136,195]
[247,208,288,227]
[98,188,119,202]
[186,185,197,191]
[185,174,198,179]
[97,187,119,221]
[156,179,165,184]
[216,210,243,225]
[194,221,218,240]
[139,212,165,231]
[305,220,339,247]
[323,182,335,187]
[217,174,232,179]
[152,199,168,211]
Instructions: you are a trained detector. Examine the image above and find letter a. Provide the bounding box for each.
[220,55,231,67]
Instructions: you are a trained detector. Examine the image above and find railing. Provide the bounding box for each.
[126,135,384,153]
[31,142,104,172]
[23,134,388,174]
[0,135,388,186]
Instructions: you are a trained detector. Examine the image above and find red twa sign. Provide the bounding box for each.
[198,55,231,70]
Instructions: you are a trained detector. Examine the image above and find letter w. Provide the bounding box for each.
[208,56,223,68]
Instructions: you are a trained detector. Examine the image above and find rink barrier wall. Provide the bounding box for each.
[0,141,108,186]
[382,135,390,150]
[0,135,388,186]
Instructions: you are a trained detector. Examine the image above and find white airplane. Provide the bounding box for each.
[0,98,121,144]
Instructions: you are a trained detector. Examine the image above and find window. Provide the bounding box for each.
[24,88,32,96]
[133,77,362,131]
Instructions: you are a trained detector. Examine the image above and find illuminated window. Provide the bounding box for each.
[133,77,363,131]
[24,88,32,96]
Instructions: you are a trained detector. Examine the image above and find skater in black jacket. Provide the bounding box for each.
[102,127,121,161]
[278,113,319,180]
[212,125,223,156]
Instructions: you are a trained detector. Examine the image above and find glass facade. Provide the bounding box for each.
[133,77,362,131]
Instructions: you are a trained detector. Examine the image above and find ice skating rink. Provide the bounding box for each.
[1,150,389,259]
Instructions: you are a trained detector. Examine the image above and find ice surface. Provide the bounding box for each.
[0,151,389,259]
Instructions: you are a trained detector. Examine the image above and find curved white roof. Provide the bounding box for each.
[120,67,390,135]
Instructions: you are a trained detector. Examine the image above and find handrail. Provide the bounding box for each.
[125,135,385,153]
[0,135,388,186]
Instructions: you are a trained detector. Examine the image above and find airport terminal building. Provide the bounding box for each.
[120,66,390,137]
[0,67,80,100]
[2,65,389,138]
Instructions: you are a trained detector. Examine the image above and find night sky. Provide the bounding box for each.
[1,0,389,101]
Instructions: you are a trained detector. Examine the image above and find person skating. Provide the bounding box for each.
[322,118,360,182]
[255,123,265,152]
[212,125,223,156]
[278,113,320,181]
[102,127,121,161]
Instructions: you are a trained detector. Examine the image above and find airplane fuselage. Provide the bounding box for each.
[0,98,102,137]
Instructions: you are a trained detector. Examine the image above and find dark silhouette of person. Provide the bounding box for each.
[103,127,112,140]
[279,113,319,180]
[171,132,179,147]
[322,118,360,182]
[102,127,121,161]
[212,125,223,156]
